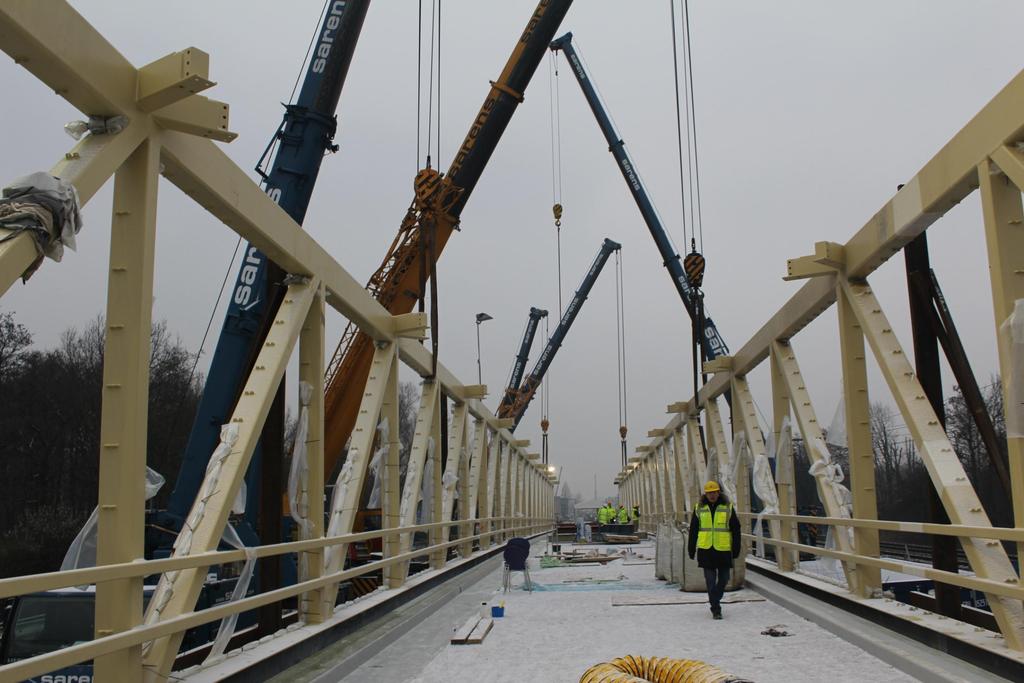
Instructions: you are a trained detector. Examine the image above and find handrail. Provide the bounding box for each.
[0,521,554,682]
[0,515,526,599]
[739,532,1024,601]
[736,511,1024,543]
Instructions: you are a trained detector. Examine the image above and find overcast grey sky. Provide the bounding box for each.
[2,1,1023,500]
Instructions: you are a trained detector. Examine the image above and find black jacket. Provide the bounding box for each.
[687,495,741,569]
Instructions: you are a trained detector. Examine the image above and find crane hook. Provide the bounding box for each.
[553,203,563,228]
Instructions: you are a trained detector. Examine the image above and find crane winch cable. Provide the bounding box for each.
[165,0,333,459]
[415,0,444,377]
[549,51,565,317]
[668,0,689,251]
[614,249,629,469]
[416,0,422,171]
[683,0,705,251]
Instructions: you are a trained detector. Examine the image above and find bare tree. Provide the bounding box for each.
[397,380,419,485]
[0,310,31,381]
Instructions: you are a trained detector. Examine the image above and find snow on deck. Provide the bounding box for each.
[399,540,916,683]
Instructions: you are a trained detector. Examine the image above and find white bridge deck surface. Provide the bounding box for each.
[279,539,952,683]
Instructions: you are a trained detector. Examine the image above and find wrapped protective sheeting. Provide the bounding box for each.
[752,418,788,558]
[419,439,435,524]
[287,382,314,533]
[61,467,165,573]
[327,454,356,538]
[367,418,389,508]
[705,447,720,490]
[1001,299,1024,438]
[204,523,256,662]
[807,437,853,580]
[826,394,847,448]
[0,172,82,280]
[441,467,459,509]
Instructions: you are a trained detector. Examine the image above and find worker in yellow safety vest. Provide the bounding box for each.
[597,503,612,524]
[687,481,740,619]
[616,505,630,523]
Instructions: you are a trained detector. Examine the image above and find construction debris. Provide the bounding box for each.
[451,615,494,645]
[760,624,793,637]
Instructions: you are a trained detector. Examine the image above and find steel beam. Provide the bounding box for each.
[298,283,325,622]
[93,135,160,680]
[979,155,1024,568]
[769,344,797,571]
[841,277,1024,647]
[323,341,397,597]
[771,340,857,586]
[142,276,318,679]
[836,282,882,597]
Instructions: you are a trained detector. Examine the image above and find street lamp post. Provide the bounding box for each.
[475,312,492,384]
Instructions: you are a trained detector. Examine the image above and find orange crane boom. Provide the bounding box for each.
[322,0,574,474]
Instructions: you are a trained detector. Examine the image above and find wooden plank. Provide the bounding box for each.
[611,591,766,607]
[450,615,480,644]
[465,617,493,644]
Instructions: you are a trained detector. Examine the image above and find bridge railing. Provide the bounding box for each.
[0,516,550,682]
[619,66,1024,651]
[0,3,556,682]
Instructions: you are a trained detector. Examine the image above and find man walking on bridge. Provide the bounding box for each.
[688,481,740,619]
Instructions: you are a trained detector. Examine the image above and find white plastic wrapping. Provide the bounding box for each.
[231,481,247,516]
[441,467,459,511]
[366,418,389,508]
[826,395,847,448]
[1001,299,1024,438]
[774,419,795,487]
[808,437,853,578]
[0,171,83,263]
[751,418,788,558]
[705,447,719,490]
[203,523,256,662]
[418,439,436,524]
[327,455,356,538]
[61,466,166,573]
[399,455,418,522]
[287,382,314,534]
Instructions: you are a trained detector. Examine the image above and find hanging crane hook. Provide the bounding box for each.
[553,203,563,228]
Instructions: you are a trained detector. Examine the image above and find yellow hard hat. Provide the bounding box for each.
[704,481,721,493]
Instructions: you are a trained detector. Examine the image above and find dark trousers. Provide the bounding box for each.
[703,567,730,612]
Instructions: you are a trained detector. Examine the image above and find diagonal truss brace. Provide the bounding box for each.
[141,276,319,679]
[840,277,1024,648]
[770,340,858,588]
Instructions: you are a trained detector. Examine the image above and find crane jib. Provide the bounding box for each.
[163,0,369,528]
[550,31,729,365]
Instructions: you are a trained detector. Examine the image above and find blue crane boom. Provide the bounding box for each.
[163,0,370,536]
[549,32,728,362]
[500,238,621,429]
[501,306,548,408]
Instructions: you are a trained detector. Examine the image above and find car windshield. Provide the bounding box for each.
[5,594,94,661]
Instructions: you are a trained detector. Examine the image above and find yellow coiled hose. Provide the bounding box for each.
[579,655,753,683]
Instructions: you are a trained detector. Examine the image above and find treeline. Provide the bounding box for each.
[0,309,423,579]
[790,379,1012,527]
[0,311,202,576]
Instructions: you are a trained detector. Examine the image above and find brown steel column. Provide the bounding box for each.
[904,233,961,619]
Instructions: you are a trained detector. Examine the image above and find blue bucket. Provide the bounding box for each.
[491,605,505,618]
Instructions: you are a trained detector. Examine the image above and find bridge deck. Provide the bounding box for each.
[238,539,1010,683]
